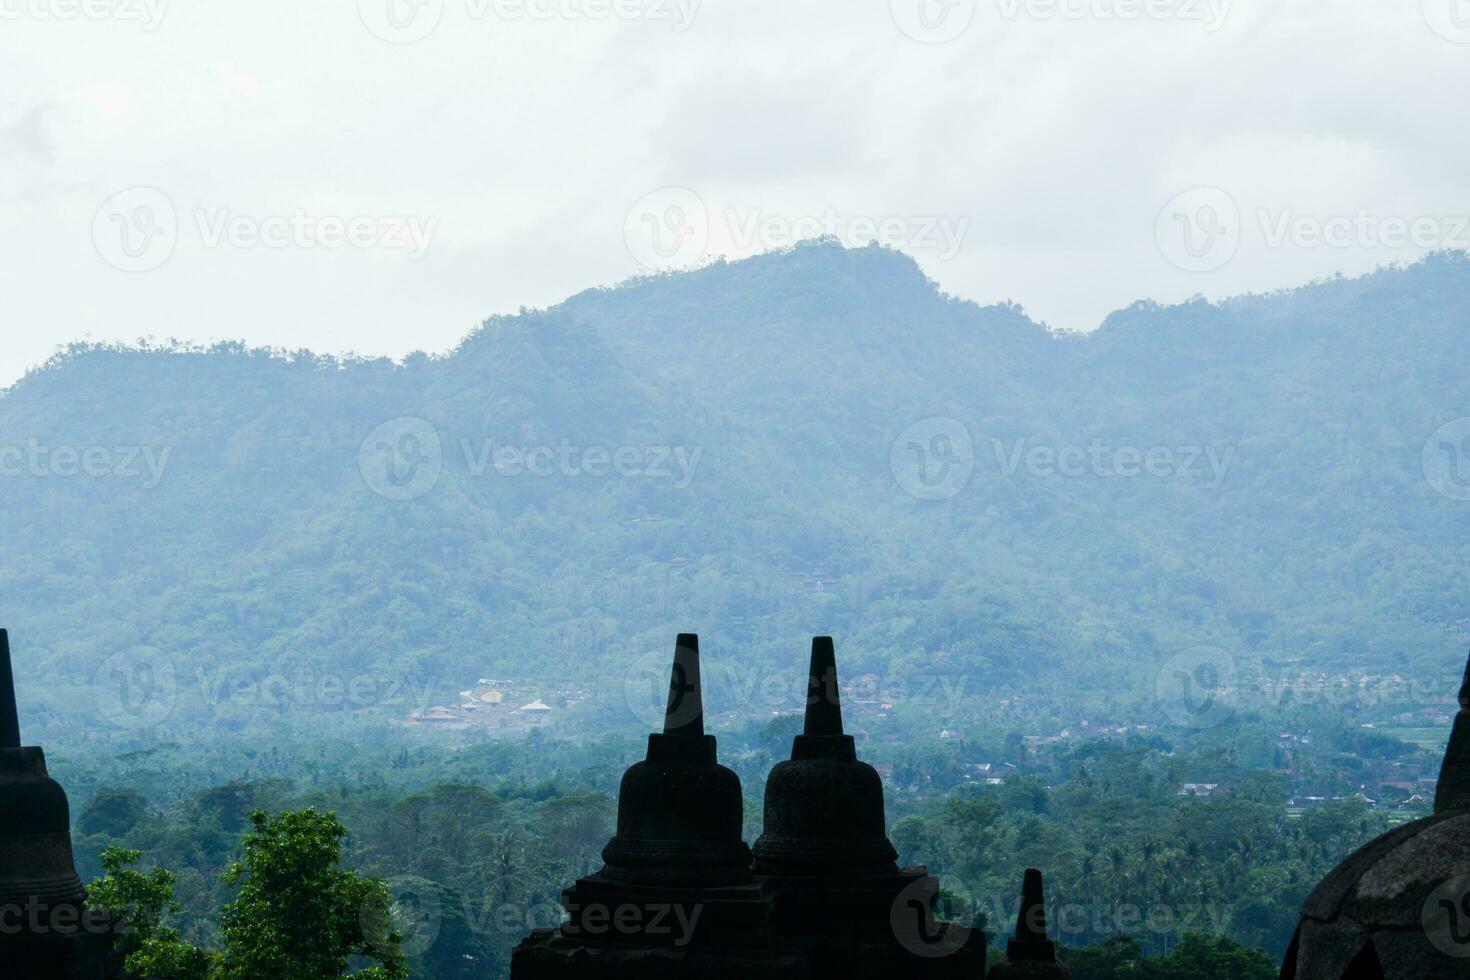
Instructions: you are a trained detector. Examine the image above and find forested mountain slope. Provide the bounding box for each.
[3,241,1467,743]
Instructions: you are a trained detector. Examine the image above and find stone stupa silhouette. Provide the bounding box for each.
[511,635,988,978]
[1281,650,1470,979]
[0,628,124,979]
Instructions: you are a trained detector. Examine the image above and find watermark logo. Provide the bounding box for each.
[93,648,177,730]
[1424,876,1470,957]
[1156,187,1240,273]
[891,417,975,501]
[1423,418,1470,502]
[93,187,177,273]
[360,417,444,501]
[625,187,710,272]
[890,876,976,958]
[1423,0,1470,44]
[363,882,443,959]
[358,0,444,42]
[622,648,709,731]
[1156,646,1235,728]
[624,650,678,731]
[890,0,976,43]
[0,0,169,30]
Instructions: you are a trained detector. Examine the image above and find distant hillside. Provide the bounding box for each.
[3,241,1469,744]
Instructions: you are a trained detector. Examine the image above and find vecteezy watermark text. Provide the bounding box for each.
[723,208,970,261]
[194,209,436,259]
[1258,209,1470,252]
[0,0,167,29]
[890,417,1236,501]
[561,901,703,946]
[889,0,1229,44]
[622,650,971,731]
[0,441,170,488]
[461,439,701,488]
[358,0,698,44]
[892,872,1232,960]
[994,0,1229,29]
[993,438,1234,486]
[623,188,971,271]
[1157,187,1470,273]
[93,187,437,273]
[358,417,703,501]
[0,899,122,937]
[93,646,442,730]
[1157,646,1467,729]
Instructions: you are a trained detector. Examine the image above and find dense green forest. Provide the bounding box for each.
[59,723,1388,978]
[3,242,1469,744]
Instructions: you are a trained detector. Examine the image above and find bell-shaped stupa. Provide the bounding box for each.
[753,637,988,977]
[1281,650,1470,978]
[511,635,792,978]
[753,636,899,882]
[589,633,755,892]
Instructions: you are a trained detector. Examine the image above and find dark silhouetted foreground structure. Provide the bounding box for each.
[0,629,124,978]
[1281,652,1470,979]
[512,635,989,978]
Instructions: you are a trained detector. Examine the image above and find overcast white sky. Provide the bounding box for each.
[2,0,1468,387]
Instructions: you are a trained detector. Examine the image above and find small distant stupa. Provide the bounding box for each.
[989,869,1071,979]
[0,628,125,979]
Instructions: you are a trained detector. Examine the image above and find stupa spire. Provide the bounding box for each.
[663,633,704,737]
[0,629,18,749]
[803,635,843,737]
[1012,868,1053,950]
[1434,650,1470,813]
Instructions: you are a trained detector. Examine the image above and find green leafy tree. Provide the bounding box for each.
[1149,933,1278,980]
[215,808,407,980]
[85,846,210,980]
[78,788,155,839]
[1063,933,1277,979]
